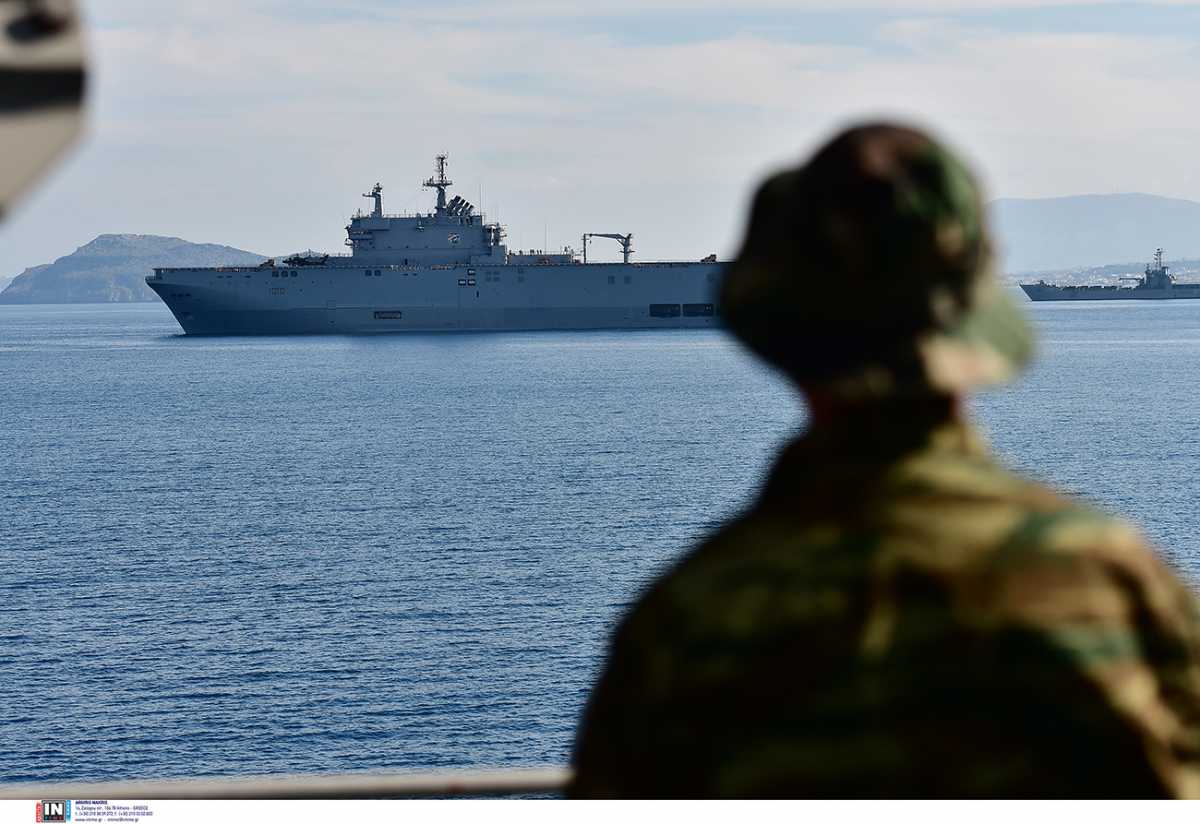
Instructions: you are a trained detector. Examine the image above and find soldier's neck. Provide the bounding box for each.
[804,391,963,433]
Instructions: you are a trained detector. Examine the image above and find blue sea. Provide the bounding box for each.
[2,298,1199,784]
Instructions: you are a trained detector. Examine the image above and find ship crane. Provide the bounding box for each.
[582,233,634,264]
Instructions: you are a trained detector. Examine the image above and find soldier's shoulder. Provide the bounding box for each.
[637,473,1156,630]
[894,444,1152,559]
[618,448,1180,644]
[905,462,1192,629]
[966,469,1152,566]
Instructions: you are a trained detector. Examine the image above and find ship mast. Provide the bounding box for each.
[424,154,453,215]
[363,183,383,218]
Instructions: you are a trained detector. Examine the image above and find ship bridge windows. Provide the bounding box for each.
[683,303,715,317]
[649,303,682,318]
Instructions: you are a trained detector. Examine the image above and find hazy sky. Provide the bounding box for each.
[4,0,1200,274]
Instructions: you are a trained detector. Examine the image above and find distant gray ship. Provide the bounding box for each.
[1020,248,1200,301]
[147,155,723,334]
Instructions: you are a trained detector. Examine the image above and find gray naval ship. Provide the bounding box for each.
[147,155,723,334]
[1020,248,1200,301]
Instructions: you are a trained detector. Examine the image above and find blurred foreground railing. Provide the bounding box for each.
[0,767,572,799]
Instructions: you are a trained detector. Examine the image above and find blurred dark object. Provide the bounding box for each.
[6,0,72,43]
[0,0,85,218]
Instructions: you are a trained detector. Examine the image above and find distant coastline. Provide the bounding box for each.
[1002,257,1200,289]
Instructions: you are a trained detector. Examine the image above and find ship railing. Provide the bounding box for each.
[0,767,571,800]
[352,210,439,220]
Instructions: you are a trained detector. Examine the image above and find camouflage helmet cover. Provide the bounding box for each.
[721,123,1033,396]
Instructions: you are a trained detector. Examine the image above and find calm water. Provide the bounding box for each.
[1,298,1199,783]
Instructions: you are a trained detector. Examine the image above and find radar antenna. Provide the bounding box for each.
[362,183,383,218]
[582,233,634,264]
[423,154,453,214]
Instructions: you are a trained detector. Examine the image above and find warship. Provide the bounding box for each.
[1020,248,1200,301]
[147,155,723,335]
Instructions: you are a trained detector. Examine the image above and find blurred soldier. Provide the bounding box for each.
[570,124,1200,798]
[0,0,85,219]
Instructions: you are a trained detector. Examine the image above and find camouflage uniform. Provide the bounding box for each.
[570,125,1200,798]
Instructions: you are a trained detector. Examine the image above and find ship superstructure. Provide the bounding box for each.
[147,155,723,335]
[1020,248,1200,301]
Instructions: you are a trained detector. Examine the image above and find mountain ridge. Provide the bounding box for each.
[0,233,267,304]
[990,192,1200,273]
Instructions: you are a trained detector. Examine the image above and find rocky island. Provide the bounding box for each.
[0,234,265,304]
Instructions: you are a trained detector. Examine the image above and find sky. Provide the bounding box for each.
[4,0,1200,273]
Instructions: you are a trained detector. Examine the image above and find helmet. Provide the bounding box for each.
[721,123,1032,396]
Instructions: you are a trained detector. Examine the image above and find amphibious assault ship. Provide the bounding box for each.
[1020,248,1200,301]
[147,155,723,334]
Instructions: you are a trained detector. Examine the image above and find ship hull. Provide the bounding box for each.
[1020,283,1200,301]
[147,261,724,335]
